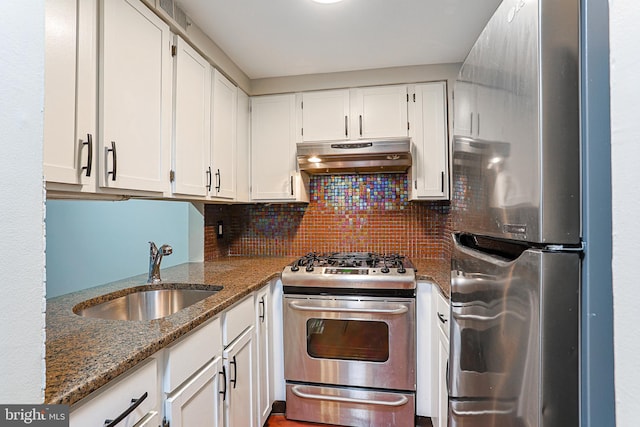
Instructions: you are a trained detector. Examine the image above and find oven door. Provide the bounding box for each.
[283,295,416,391]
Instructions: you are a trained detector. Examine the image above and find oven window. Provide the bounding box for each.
[306,319,389,362]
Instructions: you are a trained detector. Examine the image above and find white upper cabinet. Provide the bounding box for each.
[351,85,409,139]
[453,80,475,138]
[300,89,350,141]
[251,94,309,202]
[99,0,172,193]
[172,35,211,197]
[44,0,97,188]
[298,85,409,142]
[409,82,449,200]
[210,70,238,200]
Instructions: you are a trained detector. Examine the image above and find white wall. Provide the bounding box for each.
[0,1,46,403]
[610,0,640,424]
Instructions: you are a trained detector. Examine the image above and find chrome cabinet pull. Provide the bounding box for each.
[441,171,445,193]
[82,133,93,177]
[107,141,117,181]
[215,168,221,192]
[345,115,348,137]
[290,175,294,196]
[359,115,363,136]
[103,391,147,427]
[288,301,408,315]
[291,385,409,407]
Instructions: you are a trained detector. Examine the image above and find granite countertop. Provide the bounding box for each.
[45,256,450,406]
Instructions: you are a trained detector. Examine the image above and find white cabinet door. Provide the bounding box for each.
[453,80,475,138]
[409,82,449,200]
[236,89,251,202]
[416,282,433,417]
[210,70,238,199]
[251,94,300,201]
[437,329,449,427]
[255,286,272,427]
[100,0,171,193]
[224,326,256,427]
[301,89,350,141]
[44,0,97,187]
[165,356,223,427]
[352,85,408,139]
[432,289,450,427]
[172,35,211,197]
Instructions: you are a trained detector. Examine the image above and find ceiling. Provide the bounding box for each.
[176,0,502,80]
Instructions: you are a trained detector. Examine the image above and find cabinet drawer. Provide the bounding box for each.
[164,317,222,393]
[435,289,450,339]
[70,358,158,427]
[222,295,254,346]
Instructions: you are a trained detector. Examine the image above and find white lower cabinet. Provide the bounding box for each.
[165,356,224,427]
[223,326,256,427]
[433,288,450,427]
[416,282,434,417]
[70,358,159,427]
[255,285,273,427]
[163,317,223,427]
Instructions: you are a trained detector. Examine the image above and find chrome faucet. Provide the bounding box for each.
[148,241,172,284]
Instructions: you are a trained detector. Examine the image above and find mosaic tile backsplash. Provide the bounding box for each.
[205,174,452,260]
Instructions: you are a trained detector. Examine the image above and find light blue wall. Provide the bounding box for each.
[45,199,203,298]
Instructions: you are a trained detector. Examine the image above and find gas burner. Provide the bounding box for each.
[284,252,416,291]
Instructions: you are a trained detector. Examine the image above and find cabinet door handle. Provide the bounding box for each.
[82,133,93,177]
[470,113,473,134]
[230,355,237,389]
[477,113,481,135]
[290,175,294,196]
[259,296,265,323]
[107,141,117,181]
[359,115,363,136]
[206,167,212,191]
[219,365,227,401]
[441,171,445,193]
[215,168,221,192]
[103,391,147,427]
[437,312,448,324]
[344,115,348,137]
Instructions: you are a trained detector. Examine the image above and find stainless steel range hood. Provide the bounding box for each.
[296,138,412,175]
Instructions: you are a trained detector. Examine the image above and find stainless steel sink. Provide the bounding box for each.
[74,285,222,321]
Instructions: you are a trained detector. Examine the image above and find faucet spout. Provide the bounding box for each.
[148,241,172,283]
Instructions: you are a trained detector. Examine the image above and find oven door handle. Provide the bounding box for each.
[288,301,408,315]
[291,385,409,407]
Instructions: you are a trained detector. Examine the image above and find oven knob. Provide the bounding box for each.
[291,264,299,272]
[305,266,314,272]
[381,266,390,273]
[398,266,406,274]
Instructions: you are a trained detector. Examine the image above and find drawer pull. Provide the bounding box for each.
[104,391,147,427]
[219,365,227,401]
[291,385,409,407]
[437,312,448,324]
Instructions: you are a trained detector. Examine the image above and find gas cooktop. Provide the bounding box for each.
[281,252,416,292]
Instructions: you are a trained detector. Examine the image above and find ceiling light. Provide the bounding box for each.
[311,0,344,4]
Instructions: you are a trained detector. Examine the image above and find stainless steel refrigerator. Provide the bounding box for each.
[449,0,581,426]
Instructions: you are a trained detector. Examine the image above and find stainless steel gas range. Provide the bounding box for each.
[281,252,417,427]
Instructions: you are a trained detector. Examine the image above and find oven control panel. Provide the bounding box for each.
[324,268,369,275]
